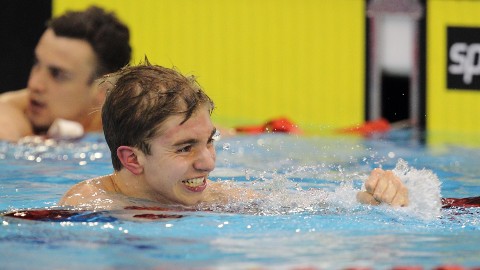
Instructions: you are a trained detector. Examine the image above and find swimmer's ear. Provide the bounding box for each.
[117,146,143,175]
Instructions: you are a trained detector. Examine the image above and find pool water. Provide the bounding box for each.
[1,131,479,269]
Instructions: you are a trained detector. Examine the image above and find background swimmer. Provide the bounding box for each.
[0,6,131,141]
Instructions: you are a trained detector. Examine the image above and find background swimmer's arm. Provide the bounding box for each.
[0,89,29,110]
[0,102,32,141]
[357,168,409,207]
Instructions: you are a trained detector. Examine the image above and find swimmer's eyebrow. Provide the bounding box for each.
[172,128,217,147]
[33,53,72,74]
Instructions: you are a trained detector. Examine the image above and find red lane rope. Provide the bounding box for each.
[441,196,480,208]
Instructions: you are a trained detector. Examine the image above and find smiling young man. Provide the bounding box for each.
[59,63,409,210]
[0,6,131,141]
[59,64,231,209]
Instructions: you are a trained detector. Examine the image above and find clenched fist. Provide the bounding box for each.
[357,168,409,207]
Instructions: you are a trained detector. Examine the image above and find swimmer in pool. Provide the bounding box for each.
[59,63,409,210]
[0,6,131,141]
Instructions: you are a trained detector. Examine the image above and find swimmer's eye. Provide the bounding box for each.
[176,145,193,153]
[49,67,72,82]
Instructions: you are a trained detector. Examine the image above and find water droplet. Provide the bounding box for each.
[222,143,230,150]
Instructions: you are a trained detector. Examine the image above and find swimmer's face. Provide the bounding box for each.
[26,29,100,131]
[135,106,217,206]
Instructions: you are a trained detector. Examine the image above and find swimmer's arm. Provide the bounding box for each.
[356,168,409,207]
[206,180,259,203]
[0,102,32,141]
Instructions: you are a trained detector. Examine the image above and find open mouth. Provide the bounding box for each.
[182,177,207,192]
[29,99,46,113]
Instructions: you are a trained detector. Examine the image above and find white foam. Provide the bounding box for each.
[392,158,442,220]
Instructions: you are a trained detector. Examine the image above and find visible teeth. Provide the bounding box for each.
[183,177,204,187]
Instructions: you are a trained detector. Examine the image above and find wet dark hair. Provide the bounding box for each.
[48,6,131,81]
[101,62,215,171]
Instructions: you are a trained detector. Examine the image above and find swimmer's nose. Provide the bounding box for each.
[194,146,216,172]
[27,65,46,93]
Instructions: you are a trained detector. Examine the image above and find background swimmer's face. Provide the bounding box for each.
[26,29,98,131]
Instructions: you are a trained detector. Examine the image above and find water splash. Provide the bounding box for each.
[392,158,442,220]
[207,159,442,220]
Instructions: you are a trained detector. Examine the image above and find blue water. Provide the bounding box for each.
[1,131,480,270]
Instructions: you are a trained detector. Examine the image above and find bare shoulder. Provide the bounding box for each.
[0,89,29,109]
[59,175,114,208]
[0,101,32,141]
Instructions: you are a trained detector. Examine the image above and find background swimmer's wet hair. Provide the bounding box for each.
[102,60,215,171]
[48,6,131,82]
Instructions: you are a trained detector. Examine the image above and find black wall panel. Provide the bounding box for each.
[0,0,52,93]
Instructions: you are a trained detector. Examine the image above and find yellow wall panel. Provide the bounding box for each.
[54,0,365,134]
[427,0,480,142]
